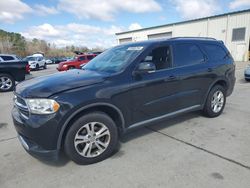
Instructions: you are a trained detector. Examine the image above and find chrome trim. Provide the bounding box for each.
[127,105,201,131]
[18,135,29,150]
[14,96,30,119]
[15,99,28,109]
[20,112,29,120]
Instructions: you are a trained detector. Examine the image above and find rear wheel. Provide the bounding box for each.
[0,74,15,92]
[64,112,118,165]
[43,63,47,69]
[245,78,250,82]
[203,85,226,118]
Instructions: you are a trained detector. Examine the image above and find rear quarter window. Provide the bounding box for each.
[202,44,227,61]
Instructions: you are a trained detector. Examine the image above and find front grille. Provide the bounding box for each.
[16,96,26,107]
[15,96,30,119]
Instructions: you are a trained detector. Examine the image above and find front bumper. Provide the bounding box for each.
[18,134,58,160]
[29,64,37,69]
[12,106,60,160]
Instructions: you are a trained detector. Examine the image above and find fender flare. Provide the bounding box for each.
[203,78,228,105]
[56,102,125,149]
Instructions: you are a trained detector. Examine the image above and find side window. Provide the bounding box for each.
[87,55,94,60]
[141,46,172,71]
[202,44,227,61]
[79,56,86,61]
[174,44,204,67]
[1,56,15,61]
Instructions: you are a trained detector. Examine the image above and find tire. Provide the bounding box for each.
[0,74,15,92]
[35,64,39,71]
[203,85,226,118]
[245,78,250,82]
[68,66,75,70]
[64,112,118,165]
[43,63,47,69]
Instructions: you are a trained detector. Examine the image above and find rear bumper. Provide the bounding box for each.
[226,76,235,96]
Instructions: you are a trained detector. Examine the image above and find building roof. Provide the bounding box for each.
[116,9,250,35]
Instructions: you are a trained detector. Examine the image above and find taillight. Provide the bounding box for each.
[26,64,30,73]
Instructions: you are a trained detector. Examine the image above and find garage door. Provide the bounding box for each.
[148,32,172,40]
[119,37,132,44]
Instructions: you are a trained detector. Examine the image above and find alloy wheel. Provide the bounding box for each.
[74,122,111,158]
[211,90,224,113]
[0,76,13,90]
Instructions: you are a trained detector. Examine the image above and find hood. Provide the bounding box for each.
[16,69,107,98]
[59,60,75,65]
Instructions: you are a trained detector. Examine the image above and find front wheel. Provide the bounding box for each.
[64,112,118,165]
[203,85,226,118]
[35,64,39,71]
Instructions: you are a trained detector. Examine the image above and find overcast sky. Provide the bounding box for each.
[0,0,249,48]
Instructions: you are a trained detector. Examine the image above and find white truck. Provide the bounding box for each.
[24,54,46,70]
[0,54,21,62]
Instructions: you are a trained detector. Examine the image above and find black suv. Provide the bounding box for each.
[12,37,235,164]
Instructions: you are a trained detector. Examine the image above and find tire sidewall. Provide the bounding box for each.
[64,112,118,165]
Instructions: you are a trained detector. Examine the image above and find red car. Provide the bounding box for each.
[57,54,96,71]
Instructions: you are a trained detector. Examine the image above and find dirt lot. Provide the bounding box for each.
[0,62,250,188]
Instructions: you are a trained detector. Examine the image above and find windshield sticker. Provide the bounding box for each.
[127,46,144,51]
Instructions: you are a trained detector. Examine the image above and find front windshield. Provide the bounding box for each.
[24,57,37,61]
[83,45,145,73]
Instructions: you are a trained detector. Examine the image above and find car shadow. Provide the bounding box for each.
[33,151,70,167]
[120,111,201,143]
[35,111,201,166]
[238,78,250,84]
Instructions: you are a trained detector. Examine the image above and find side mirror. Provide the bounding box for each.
[135,62,156,74]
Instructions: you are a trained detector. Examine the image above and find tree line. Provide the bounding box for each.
[0,29,102,58]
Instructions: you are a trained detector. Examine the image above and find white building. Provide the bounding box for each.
[116,9,250,62]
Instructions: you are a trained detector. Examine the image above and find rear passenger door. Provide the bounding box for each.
[173,42,214,109]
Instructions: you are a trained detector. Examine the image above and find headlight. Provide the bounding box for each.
[26,99,60,114]
[62,64,68,67]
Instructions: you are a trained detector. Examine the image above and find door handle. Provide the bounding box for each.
[165,75,176,81]
[207,68,213,72]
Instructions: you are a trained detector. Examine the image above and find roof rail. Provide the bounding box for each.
[170,37,216,40]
